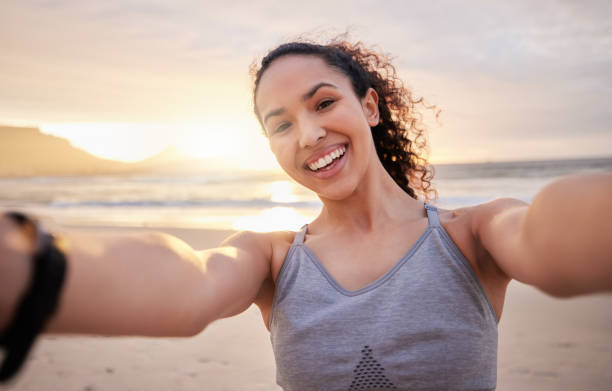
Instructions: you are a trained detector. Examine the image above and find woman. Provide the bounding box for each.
[1,38,611,390]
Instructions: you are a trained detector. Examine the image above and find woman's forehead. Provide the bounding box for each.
[255,55,349,109]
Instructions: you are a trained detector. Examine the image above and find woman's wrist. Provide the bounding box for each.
[0,213,35,333]
[0,211,69,382]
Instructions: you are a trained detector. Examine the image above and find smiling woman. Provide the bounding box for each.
[251,40,437,201]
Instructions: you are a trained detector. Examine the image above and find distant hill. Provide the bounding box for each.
[139,145,188,166]
[0,125,240,177]
[136,144,216,173]
[0,126,136,176]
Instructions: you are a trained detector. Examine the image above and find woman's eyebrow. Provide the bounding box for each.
[263,82,338,125]
[264,108,285,125]
[302,82,338,101]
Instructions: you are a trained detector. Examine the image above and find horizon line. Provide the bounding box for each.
[2,122,610,168]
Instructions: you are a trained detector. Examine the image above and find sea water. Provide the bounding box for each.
[0,157,610,231]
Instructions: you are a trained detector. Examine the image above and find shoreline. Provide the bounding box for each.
[2,224,611,390]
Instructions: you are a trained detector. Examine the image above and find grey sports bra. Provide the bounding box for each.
[268,203,498,391]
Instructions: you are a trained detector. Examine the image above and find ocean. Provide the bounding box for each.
[1,157,610,231]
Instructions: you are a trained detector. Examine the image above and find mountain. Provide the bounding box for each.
[0,125,239,177]
[139,145,189,165]
[0,125,136,176]
[136,145,237,173]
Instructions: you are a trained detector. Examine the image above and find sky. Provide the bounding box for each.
[2,0,611,168]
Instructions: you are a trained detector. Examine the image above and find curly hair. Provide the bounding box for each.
[250,36,437,201]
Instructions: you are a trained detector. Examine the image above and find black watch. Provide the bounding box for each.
[0,211,68,382]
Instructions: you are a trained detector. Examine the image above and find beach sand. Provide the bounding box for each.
[2,225,611,390]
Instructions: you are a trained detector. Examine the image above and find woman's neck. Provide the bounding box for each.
[314,160,424,234]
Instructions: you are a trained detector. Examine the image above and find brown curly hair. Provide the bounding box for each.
[251,36,437,201]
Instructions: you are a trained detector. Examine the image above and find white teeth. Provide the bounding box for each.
[308,146,346,171]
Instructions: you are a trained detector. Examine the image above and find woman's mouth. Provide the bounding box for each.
[307,145,346,172]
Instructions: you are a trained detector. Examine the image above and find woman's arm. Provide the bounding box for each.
[0,216,272,338]
[474,172,612,297]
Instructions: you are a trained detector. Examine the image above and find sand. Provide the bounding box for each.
[1,225,611,390]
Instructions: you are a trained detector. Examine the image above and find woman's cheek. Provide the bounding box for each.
[271,144,296,175]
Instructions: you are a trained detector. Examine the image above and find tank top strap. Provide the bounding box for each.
[292,224,308,245]
[424,203,441,227]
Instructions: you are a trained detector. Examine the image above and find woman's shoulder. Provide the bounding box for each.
[221,228,300,291]
[219,229,295,257]
[434,199,526,277]
[433,204,480,261]
[221,228,298,260]
[436,197,528,233]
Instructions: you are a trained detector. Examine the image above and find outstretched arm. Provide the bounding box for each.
[0,218,272,337]
[474,172,612,297]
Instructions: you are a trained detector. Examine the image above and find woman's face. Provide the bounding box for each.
[255,55,380,201]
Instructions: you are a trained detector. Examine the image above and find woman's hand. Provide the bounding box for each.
[474,172,612,297]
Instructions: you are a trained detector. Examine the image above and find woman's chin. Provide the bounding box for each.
[314,182,358,202]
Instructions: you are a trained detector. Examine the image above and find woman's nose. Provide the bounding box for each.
[298,120,326,148]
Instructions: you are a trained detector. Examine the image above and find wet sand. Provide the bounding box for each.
[2,226,611,390]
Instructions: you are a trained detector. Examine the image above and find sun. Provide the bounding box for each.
[41,120,281,170]
[174,121,280,170]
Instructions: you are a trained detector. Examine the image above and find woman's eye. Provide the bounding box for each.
[316,99,334,111]
[274,122,291,133]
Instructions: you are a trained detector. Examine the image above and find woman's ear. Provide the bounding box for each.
[362,88,380,127]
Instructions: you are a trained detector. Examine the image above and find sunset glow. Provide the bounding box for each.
[267,181,299,203]
[232,207,312,232]
[41,120,281,170]
[3,2,612,172]
[41,123,178,162]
